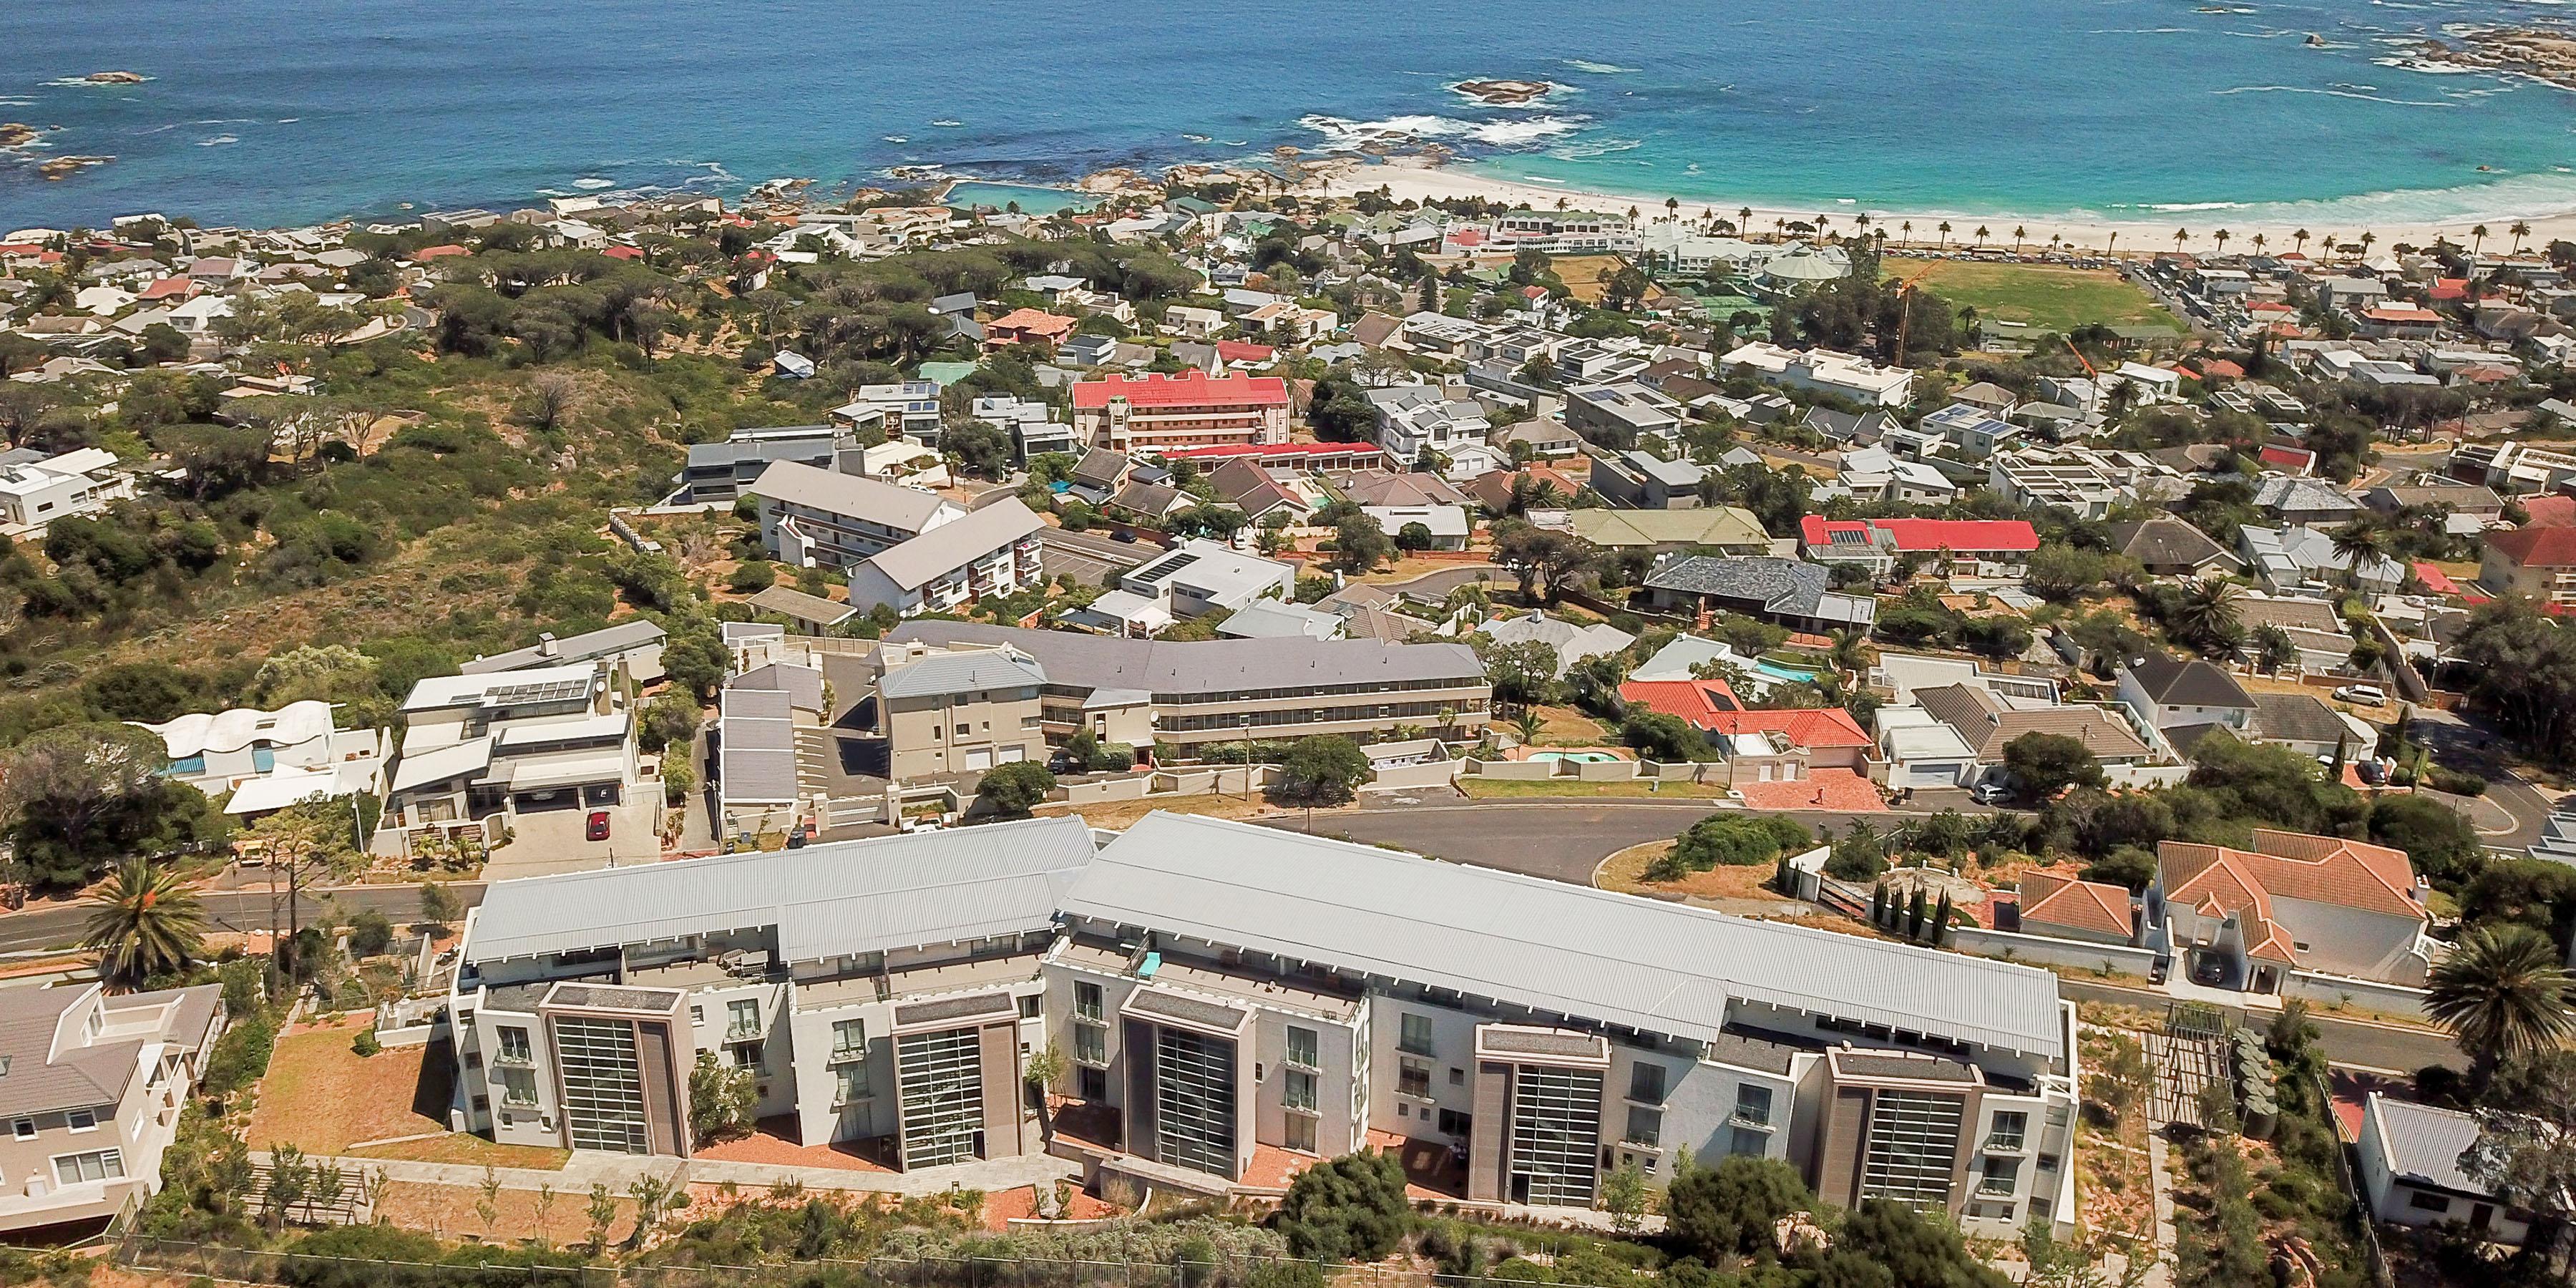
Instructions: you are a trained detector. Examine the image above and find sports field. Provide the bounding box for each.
[1884,257,2185,335]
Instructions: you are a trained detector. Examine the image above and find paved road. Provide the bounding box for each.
[2411,708,2556,852]
[0,882,487,955]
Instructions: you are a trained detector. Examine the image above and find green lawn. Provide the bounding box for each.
[1885,258,2185,335]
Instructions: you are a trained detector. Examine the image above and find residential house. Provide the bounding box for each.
[2356,1095,2531,1245]
[461,620,668,688]
[140,700,386,804]
[678,426,847,504]
[1637,556,1878,633]
[867,640,1049,781]
[1562,383,1683,452]
[1873,708,1984,791]
[2478,525,2576,606]
[2104,518,2240,578]
[1491,418,1582,459]
[2009,872,2140,947]
[381,662,660,855]
[1207,458,1312,525]
[2252,476,2363,528]
[1797,518,2041,580]
[0,983,224,1234]
[1588,452,1704,509]
[1070,371,1291,454]
[1718,341,1913,406]
[1065,540,1296,635]
[713,660,824,839]
[1921,404,2023,462]
[1478,610,1635,679]
[1833,447,1959,505]
[0,448,133,537]
[452,813,2079,1236]
[1216,600,1347,641]
[1566,507,1770,554]
[847,498,1048,618]
[742,585,858,635]
[1364,504,1472,551]
[2233,596,2358,678]
[2114,654,2256,744]
[2238,525,2405,597]
[970,395,1080,463]
[2158,829,2431,991]
[1365,386,1490,463]
[1911,684,2154,775]
[826,381,944,445]
[985,308,1078,351]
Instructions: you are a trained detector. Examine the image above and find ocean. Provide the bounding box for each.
[5,0,2576,232]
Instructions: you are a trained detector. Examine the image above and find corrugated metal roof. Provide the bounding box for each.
[1066,813,2064,1060]
[718,686,797,806]
[2369,1094,2495,1197]
[466,815,1097,965]
[879,648,1046,701]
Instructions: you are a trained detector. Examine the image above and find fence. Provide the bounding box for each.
[117,1240,1633,1288]
[2307,1070,2397,1288]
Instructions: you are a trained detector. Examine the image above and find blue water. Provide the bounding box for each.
[1750,659,1821,684]
[942,182,1096,215]
[8,0,2576,231]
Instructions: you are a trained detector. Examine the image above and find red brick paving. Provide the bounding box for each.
[1734,769,1885,812]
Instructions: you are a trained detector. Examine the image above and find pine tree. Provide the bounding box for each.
[1871,884,1889,927]
[1906,887,1928,940]
[1931,892,1954,946]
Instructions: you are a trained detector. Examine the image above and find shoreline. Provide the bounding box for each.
[1292,156,2576,256]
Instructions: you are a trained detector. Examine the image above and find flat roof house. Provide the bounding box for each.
[0,448,135,539]
[1562,384,1683,452]
[676,426,846,504]
[886,622,1491,751]
[461,620,668,688]
[381,662,660,860]
[1589,450,1704,509]
[451,812,2079,1236]
[138,698,385,807]
[0,982,223,1235]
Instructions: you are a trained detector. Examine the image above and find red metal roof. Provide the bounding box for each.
[1866,518,2039,553]
[1213,340,1275,363]
[2412,562,2458,595]
[1161,440,1377,460]
[1071,370,1289,410]
[1797,515,1870,545]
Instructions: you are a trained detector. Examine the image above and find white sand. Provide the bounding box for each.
[1296,158,2576,259]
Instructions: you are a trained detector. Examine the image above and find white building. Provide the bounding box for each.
[381,663,660,859]
[2355,1093,2530,1245]
[1719,341,1913,406]
[0,448,134,537]
[846,498,1048,618]
[137,699,385,801]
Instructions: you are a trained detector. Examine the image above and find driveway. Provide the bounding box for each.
[1040,529,1145,587]
[1367,564,1499,602]
[482,798,663,879]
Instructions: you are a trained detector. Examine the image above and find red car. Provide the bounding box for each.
[585,811,611,841]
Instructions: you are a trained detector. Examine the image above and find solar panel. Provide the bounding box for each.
[487,677,592,706]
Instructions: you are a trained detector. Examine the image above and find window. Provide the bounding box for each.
[1438,1108,1473,1137]
[726,999,761,1040]
[1624,1106,1663,1148]
[1399,1013,1435,1056]
[1734,1083,1773,1126]
[690,1006,702,1025]
[1979,1156,2021,1196]
[1284,1069,1317,1113]
[831,1019,866,1061]
[1075,982,1104,1022]
[1073,1023,1106,1066]
[2407,1191,2452,1214]
[1628,1063,1667,1105]
[497,1068,539,1107]
[1018,995,1040,1019]
[728,1041,763,1069]
[51,1148,123,1186]
[1078,1067,1108,1101]
[1284,1113,1317,1153]
[497,1026,532,1065]
[251,746,277,772]
[1987,1111,2028,1153]
[836,1061,872,1106]
[66,1109,96,1133]
[1727,1126,1770,1157]
[1397,1058,1432,1099]
[9,1118,31,1140]
[1450,1067,1465,1086]
[1285,1025,1318,1070]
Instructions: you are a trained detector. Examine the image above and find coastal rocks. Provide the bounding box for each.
[1453,78,1553,106]
[0,123,36,147]
[37,155,111,180]
[2421,29,2576,90]
[1075,167,1153,195]
[82,71,148,84]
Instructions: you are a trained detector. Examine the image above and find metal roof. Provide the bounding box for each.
[887,623,1485,696]
[1065,813,2065,1060]
[860,498,1044,591]
[717,686,797,806]
[460,620,666,675]
[879,648,1046,701]
[465,815,1097,965]
[2368,1093,2497,1198]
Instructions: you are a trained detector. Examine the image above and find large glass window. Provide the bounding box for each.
[726,999,761,1040]
[1728,1126,1770,1157]
[897,1026,985,1169]
[1075,981,1104,1022]
[1509,1065,1603,1206]
[1398,1013,1435,1056]
[1628,1063,1667,1105]
[831,1019,866,1061]
[1979,1156,2022,1197]
[1074,1022,1106,1065]
[1735,1083,1773,1126]
[1284,1112,1317,1153]
[1860,1091,1966,1212]
[835,1061,871,1106]
[1624,1106,1663,1148]
[1154,1026,1238,1177]
[1284,1069,1317,1112]
[1397,1058,1432,1099]
[1286,1025,1319,1070]
[497,1067,538,1106]
[50,1148,123,1185]
[496,1026,532,1065]
[1987,1111,2028,1153]
[555,1017,648,1154]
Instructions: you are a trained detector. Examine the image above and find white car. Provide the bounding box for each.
[2333,684,2389,706]
[1970,781,2011,806]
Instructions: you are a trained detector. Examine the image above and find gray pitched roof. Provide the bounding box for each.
[1643,556,1875,627]
[862,498,1045,591]
[2252,691,2348,746]
[2123,653,2255,709]
[0,983,218,1119]
[887,622,1485,695]
[746,460,950,532]
[880,648,1047,700]
[744,585,857,628]
[1067,814,2065,1060]
[466,815,1097,965]
[2104,518,2235,570]
[2369,1095,2497,1199]
[717,685,797,805]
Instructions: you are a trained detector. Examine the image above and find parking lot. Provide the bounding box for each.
[1040,529,1144,586]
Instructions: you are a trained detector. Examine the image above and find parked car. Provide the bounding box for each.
[1970,781,2011,806]
[585,810,611,841]
[2333,684,2389,705]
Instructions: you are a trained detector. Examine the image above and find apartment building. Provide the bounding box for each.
[1070,372,1291,454]
[743,460,965,571]
[1719,342,1913,407]
[868,641,1050,780]
[381,662,660,853]
[884,622,1491,751]
[1563,384,1684,452]
[1365,386,1488,462]
[678,425,846,504]
[2479,525,2576,606]
[1487,211,1640,255]
[845,498,1048,619]
[0,983,224,1234]
[452,814,2077,1236]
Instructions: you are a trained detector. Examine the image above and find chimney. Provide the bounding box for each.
[537,633,558,658]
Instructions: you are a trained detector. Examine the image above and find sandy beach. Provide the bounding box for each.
[1296,157,2576,259]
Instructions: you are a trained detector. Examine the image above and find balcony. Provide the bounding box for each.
[492,1048,534,1068]
[725,1020,765,1042]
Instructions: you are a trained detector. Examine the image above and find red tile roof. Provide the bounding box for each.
[987,308,1078,340]
[2487,522,2576,570]
[1070,370,1289,411]
[136,275,195,301]
[2523,494,2576,528]
[2412,562,2458,595]
[601,245,643,261]
[2429,278,2469,301]
[2192,357,2246,379]
[1797,515,1871,545]
[1213,340,1275,363]
[2259,445,2316,470]
[1702,706,1873,748]
[2018,870,2136,939]
[1617,678,1743,724]
[1867,518,2040,553]
[411,245,470,260]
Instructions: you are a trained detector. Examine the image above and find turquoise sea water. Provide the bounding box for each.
[5,0,2576,231]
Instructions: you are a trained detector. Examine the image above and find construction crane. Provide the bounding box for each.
[2064,335,2100,379]
[1889,260,1938,361]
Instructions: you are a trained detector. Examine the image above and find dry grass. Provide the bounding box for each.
[2074,1025,2157,1253]
[1038,794,1315,831]
[249,1018,567,1171]
[374,1179,636,1246]
[1527,705,1611,746]
[1548,255,1628,307]
[1594,841,1782,901]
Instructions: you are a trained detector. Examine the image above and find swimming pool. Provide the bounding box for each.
[1528,751,1624,763]
[1750,658,1820,683]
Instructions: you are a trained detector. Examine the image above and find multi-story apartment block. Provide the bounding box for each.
[1070,372,1289,454]
[1364,386,1488,463]
[1487,211,1639,255]
[844,498,1048,619]
[452,814,2078,1236]
[882,623,1491,752]
[743,460,966,571]
[677,425,847,504]
[868,640,1050,780]
[0,983,224,1234]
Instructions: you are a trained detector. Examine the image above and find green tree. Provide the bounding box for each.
[1600,1161,1648,1233]
[976,761,1058,817]
[2366,792,2484,887]
[688,1050,758,1146]
[1664,1156,1812,1262]
[1272,736,1370,811]
[253,644,381,707]
[418,881,463,929]
[83,860,206,987]
[2001,732,2106,799]
[1277,1151,1410,1261]
[2426,924,2576,1088]
[1330,513,1394,574]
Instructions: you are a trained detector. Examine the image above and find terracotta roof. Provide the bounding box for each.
[2161,828,2422,923]
[1701,706,1872,748]
[2018,871,2135,939]
[2486,523,2576,570]
[2413,562,2458,594]
[2524,495,2576,528]
[1867,518,2040,553]
[1616,678,1743,724]
[1214,341,1275,363]
[1070,370,1289,410]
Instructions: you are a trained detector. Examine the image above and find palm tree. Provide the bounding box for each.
[2212,228,2230,255]
[1973,225,1991,249]
[2012,225,2027,253]
[1828,629,1873,678]
[1664,197,1679,220]
[2292,228,2311,255]
[2250,232,2267,256]
[2471,224,2489,256]
[2171,577,2243,653]
[1773,216,1787,239]
[1511,707,1545,746]
[84,861,206,988]
[2512,219,2532,253]
[2172,227,2190,254]
[1900,219,1914,246]
[1937,221,1953,248]
[1739,206,1754,233]
[2358,230,2376,255]
[1854,213,1872,238]
[2328,520,2385,593]
[2426,924,2576,1086]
